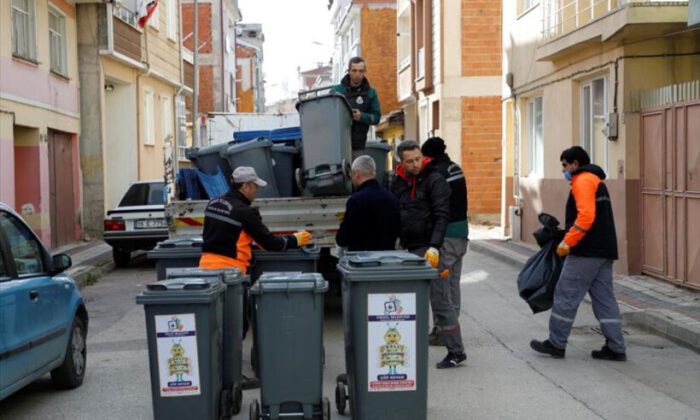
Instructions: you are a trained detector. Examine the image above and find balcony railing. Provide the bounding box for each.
[542,0,688,40]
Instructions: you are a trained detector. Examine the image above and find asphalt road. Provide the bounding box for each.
[1,250,699,420]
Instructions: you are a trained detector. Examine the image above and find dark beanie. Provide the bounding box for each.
[421,137,446,158]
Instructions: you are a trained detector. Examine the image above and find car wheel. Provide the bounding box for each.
[51,317,87,389]
[113,248,131,267]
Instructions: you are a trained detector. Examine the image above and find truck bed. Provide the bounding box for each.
[166,196,348,247]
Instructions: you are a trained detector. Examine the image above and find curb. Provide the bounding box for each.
[67,259,115,290]
[469,239,700,353]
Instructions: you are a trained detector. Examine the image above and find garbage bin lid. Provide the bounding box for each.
[296,91,353,113]
[194,141,235,156]
[270,144,299,154]
[249,272,328,295]
[223,138,273,155]
[147,237,203,260]
[365,141,392,151]
[253,245,321,261]
[165,267,249,285]
[337,251,438,282]
[136,277,225,305]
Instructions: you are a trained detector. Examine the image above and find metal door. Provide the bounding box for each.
[47,130,76,248]
[640,100,700,289]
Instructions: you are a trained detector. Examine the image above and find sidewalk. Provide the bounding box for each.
[53,240,115,289]
[468,225,700,352]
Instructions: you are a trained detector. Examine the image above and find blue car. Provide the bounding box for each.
[0,203,88,400]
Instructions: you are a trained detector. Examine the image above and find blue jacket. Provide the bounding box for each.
[336,179,400,251]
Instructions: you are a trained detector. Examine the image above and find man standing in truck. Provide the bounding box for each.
[334,56,381,160]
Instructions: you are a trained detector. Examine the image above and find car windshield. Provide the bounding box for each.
[118,183,166,206]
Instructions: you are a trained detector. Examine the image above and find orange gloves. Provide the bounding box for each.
[556,241,570,257]
[424,247,440,269]
[293,231,313,246]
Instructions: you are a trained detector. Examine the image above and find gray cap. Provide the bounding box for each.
[232,166,267,187]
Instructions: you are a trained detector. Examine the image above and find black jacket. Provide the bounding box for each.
[391,158,451,250]
[201,189,298,261]
[429,153,469,238]
[336,179,400,251]
[565,164,618,260]
[334,75,381,151]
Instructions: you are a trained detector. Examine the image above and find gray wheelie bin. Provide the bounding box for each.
[271,144,300,197]
[248,273,330,420]
[186,141,235,177]
[165,267,249,416]
[364,141,392,187]
[136,277,226,420]
[250,245,321,281]
[147,237,203,280]
[297,89,353,196]
[335,251,437,420]
[222,139,280,198]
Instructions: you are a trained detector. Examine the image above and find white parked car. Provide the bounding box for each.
[103,181,169,267]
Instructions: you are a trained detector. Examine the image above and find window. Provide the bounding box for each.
[528,96,543,175]
[161,95,172,143]
[49,7,67,76]
[144,89,155,145]
[11,0,37,60]
[119,182,166,206]
[167,0,177,40]
[581,78,607,170]
[0,212,45,276]
[149,0,160,30]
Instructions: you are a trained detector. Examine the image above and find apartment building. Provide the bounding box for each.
[0,0,81,247]
[503,0,700,288]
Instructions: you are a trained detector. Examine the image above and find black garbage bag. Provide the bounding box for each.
[517,213,565,314]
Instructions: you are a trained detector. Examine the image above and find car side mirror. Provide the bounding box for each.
[51,253,72,274]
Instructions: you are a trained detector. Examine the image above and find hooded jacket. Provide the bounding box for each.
[390,157,451,250]
[428,153,468,239]
[563,164,618,260]
[199,188,299,271]
[334,74,381,150]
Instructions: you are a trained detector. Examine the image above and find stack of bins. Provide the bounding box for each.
[147,237,204,280]
[165,267,249,416]
[270,144,299,197]
[186,141,235,178]
[248,273,330,420]
[136,277,226,420]
[222,139,280,198]
[297,92,353,196]
[364,141,392,188]
[335,251,437,420]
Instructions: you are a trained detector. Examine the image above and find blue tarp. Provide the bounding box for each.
[177,168,204,200]
[233,126,302,143]
[196,167,229,199]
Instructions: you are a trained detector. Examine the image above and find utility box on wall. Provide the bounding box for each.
[690,0,700,27]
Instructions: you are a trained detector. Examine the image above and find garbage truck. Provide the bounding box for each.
[163,88,393,283]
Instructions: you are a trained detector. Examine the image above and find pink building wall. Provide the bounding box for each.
[0,131,15,208]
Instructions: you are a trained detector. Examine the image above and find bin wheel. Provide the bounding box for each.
[335,382,347,415]
[335,373,347,385]
[232,384,242,415]
[295,167,305,191]
[219,388,232,419]
[323,397,331,420]
[249,399,260,420]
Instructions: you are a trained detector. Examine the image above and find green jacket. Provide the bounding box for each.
[334,75,381,150]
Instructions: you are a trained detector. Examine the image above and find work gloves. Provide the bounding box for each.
[556,241,570,257]
[293,231,313,246]
[424,247,440,269]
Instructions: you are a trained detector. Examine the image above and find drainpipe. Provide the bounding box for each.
[221,0,226,114]
[192,0,200,147]
[136,20,153,181]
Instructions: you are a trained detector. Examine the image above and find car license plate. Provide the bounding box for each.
[134,219,167,229]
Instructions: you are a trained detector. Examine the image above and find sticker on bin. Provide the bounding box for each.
[155,314,201,397]
[367,293,416,392]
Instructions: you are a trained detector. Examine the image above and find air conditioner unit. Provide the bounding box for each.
[690,0,700,28]
[509,206,522,242]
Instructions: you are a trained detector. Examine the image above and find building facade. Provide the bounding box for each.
[503,0,700,288]
[76,0,185,238]
[236,23,265,113]
[1,0,82,248]
[396,0,503,223]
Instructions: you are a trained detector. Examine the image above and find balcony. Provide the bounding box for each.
[538,0,689,61]
[97,3,145,66]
